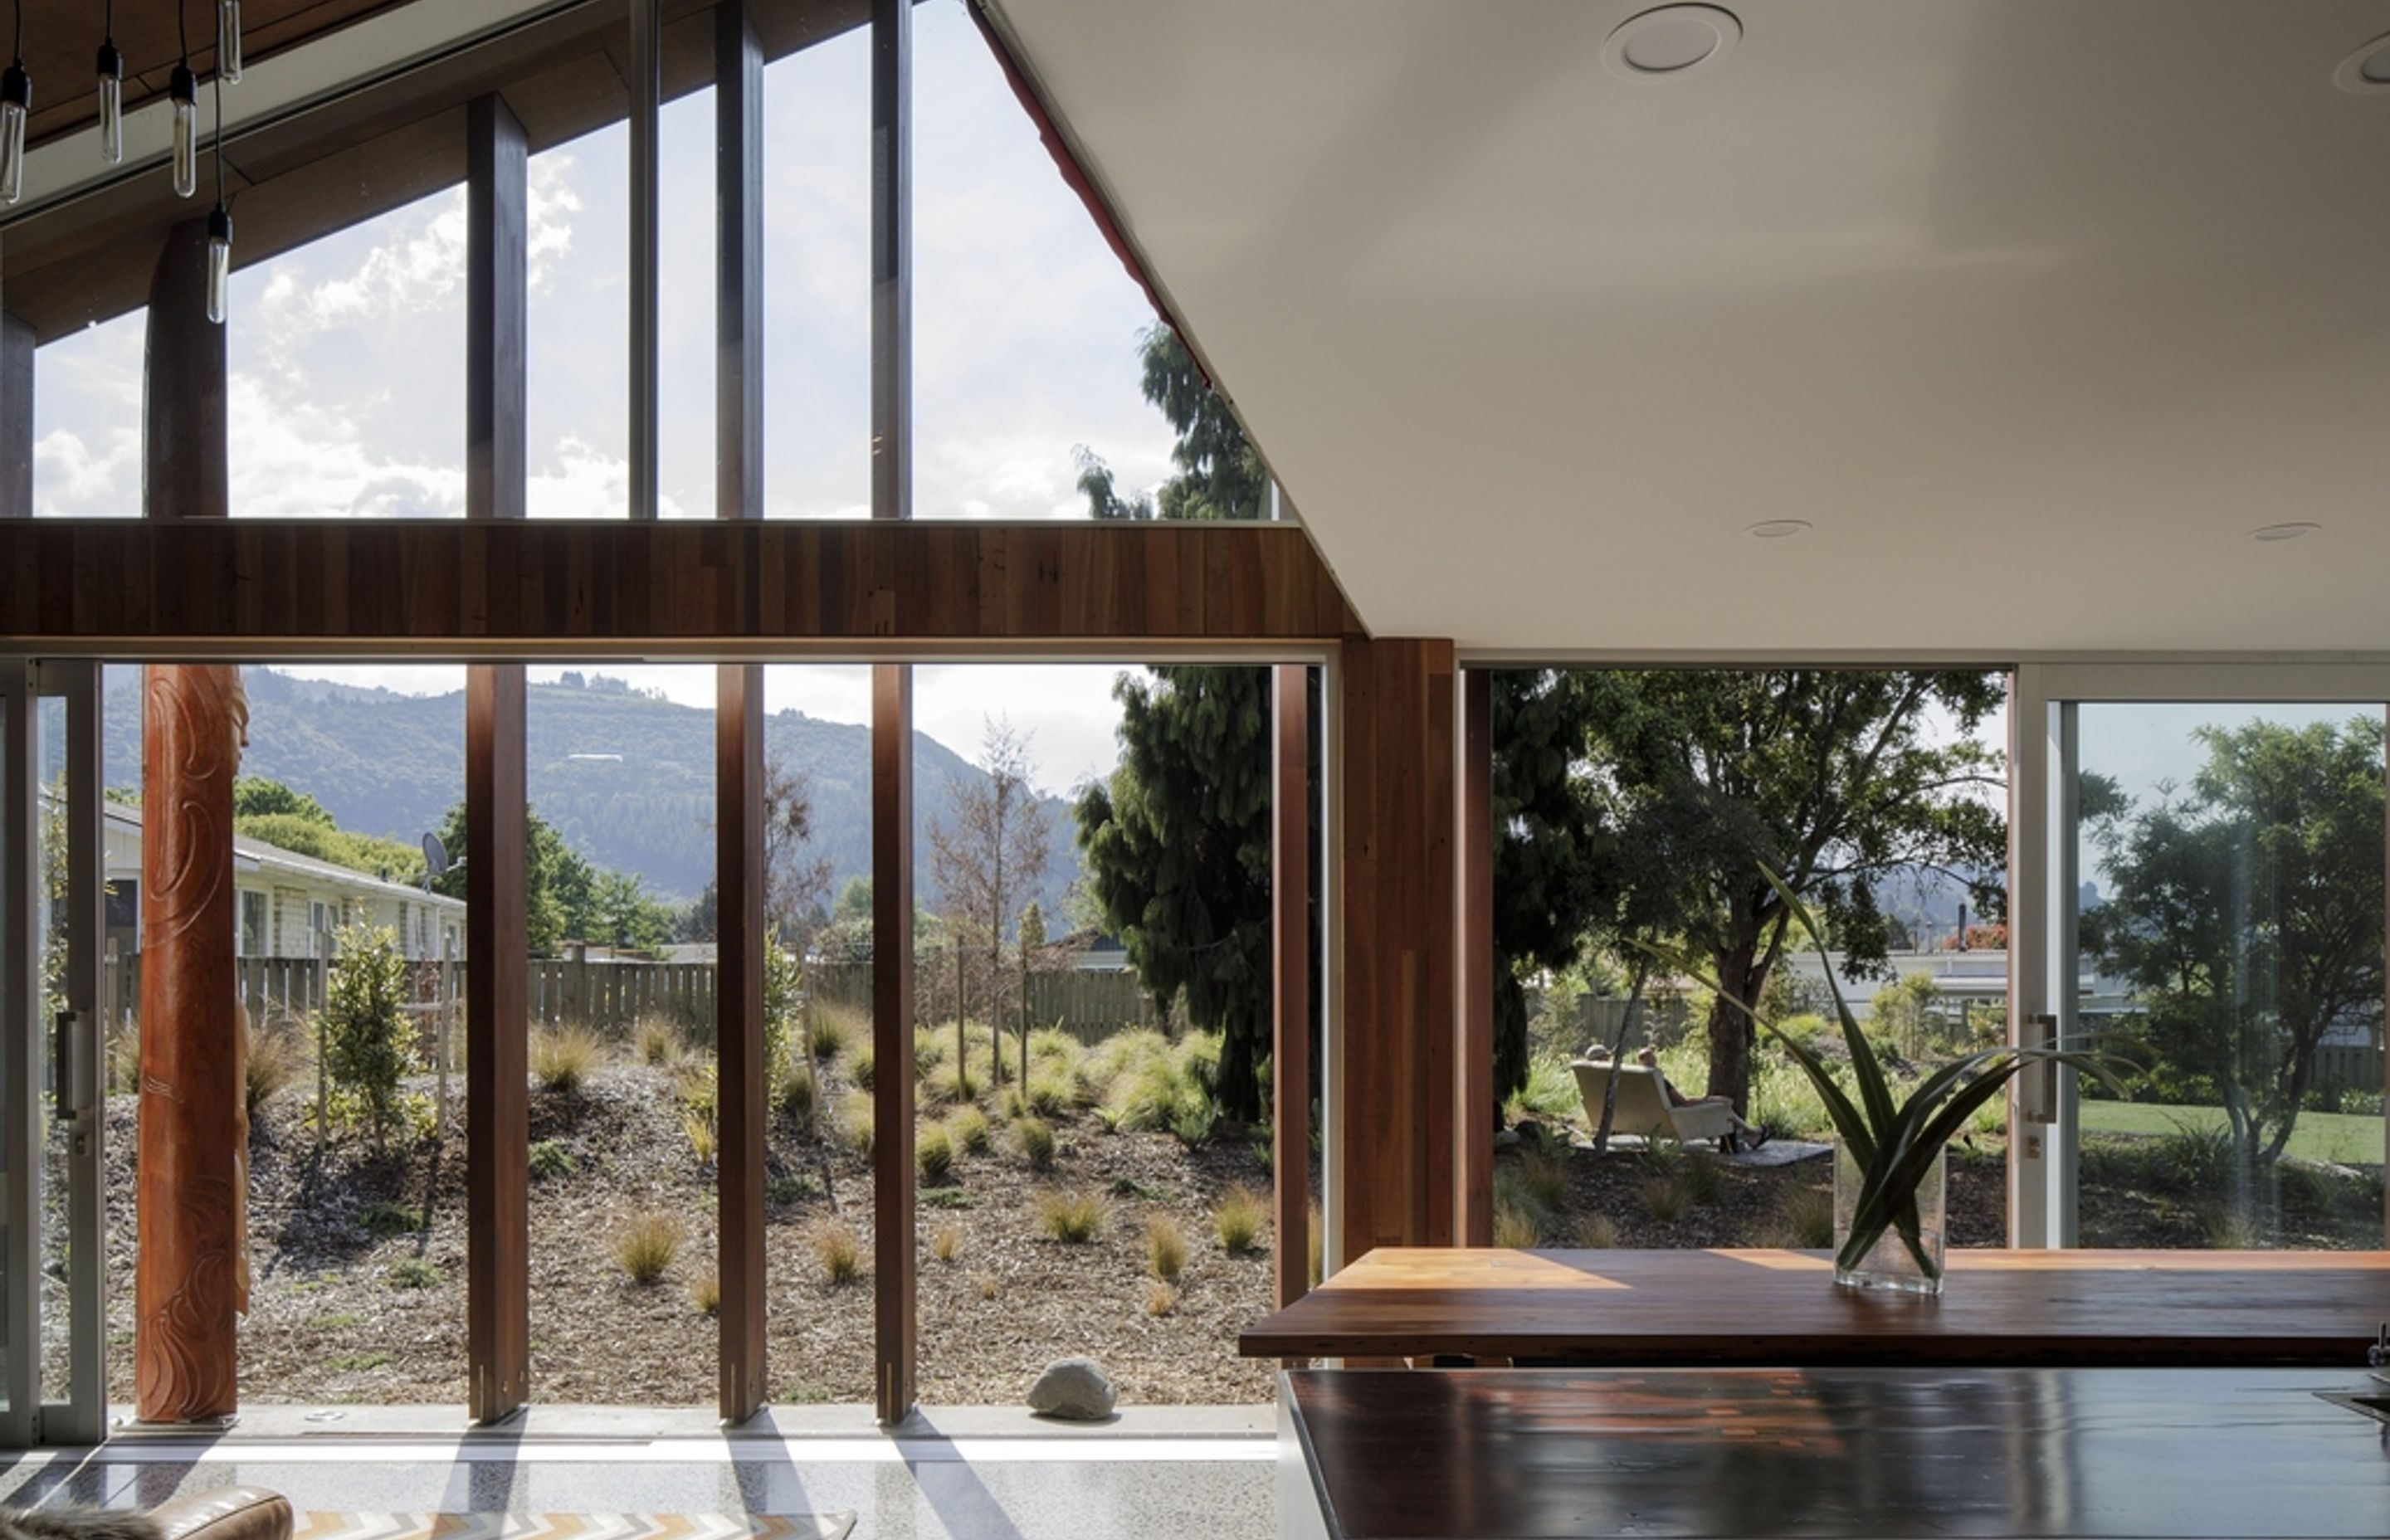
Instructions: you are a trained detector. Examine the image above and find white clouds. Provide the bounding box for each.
[527,154,582,291]
[290,188,468,328]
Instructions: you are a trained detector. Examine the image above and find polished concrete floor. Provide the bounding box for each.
[0,1406,1281,1540]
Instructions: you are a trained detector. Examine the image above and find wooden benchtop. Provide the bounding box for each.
[1281,1366,2390,1539]
[1241,1247,2390,1366]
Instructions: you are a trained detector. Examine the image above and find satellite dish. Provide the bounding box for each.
[422,831,451,880]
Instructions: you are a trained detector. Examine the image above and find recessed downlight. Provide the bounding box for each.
[1746,519,1811,539]
[2333,33,2390,93]
[1604,6,1742,81]
[2250,521,2322,543]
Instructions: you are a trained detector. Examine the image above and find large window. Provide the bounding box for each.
[1486,668,2012,1255]
[2066,699,2385,1250]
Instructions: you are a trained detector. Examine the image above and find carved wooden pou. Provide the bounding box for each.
[135,663,247,1422]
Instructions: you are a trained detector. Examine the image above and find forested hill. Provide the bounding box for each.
[97,667,1085,910]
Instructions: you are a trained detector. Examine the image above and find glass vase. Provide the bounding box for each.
[1832,1141,1946,1296]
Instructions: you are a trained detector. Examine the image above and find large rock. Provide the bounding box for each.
[1027,1357,1116,1421]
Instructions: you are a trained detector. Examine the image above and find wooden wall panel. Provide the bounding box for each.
[463,93,530,1425]
[1456,669,1494,1248]
[0,521,1358,651]
[1272,664,1313,1309]
[713,0,770,1425]
[1337,637,1459,1262]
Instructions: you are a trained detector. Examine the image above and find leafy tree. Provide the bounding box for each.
[590,869,676,953]
[1578,670,2007,1114]
[428,802,602,956]
[929,717,1055,1091]
[1490,672,1607,1113]
[234,776,334,825]
[235,812,423,885]
[763,750,836,947]
[1073,324,1287,1125]
[1078,668,1275,1121]
[2085,718,2385,1170]
[321,923,415,1148]
[1074,327,1268,524]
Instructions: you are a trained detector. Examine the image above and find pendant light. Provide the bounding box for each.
[1,0,31,206]
[217,0,241,84]
[205,72,229,323]
[97,1,124,165]
[170,2,198,198]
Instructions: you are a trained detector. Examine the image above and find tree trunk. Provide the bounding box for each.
[1705,975,1757,1117]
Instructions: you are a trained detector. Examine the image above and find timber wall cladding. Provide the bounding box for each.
[0,521,1360,647]
[1338,636,1459,1259]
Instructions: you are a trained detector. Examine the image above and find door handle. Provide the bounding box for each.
[52,1008,80,1125]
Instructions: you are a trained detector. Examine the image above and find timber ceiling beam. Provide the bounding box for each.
[0,519,1363,653]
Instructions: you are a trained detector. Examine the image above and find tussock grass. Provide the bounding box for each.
[530,1025,604,1094]
[931,1223,963,1264]
[1640,1174,1689,1223]
[1145,1281,1178,1318]
[775,1060,817,1125]
[813,1221,862,1284]
[917,1123,955,1182]
[839,1089,876,1158]
[946,1105,992,1155]
[634,1017,682,1067]
[246,1022,308,1115]
[1035,1187,1106,1244]
[1015,1116,1056,1169]
[689,1272,720,1314]
[1146,1216,1188,1282]
[1213,1185,1266,1254]
[612,1211,682,1284]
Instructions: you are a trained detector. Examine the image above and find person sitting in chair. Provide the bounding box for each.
[1636,1047,1771,1151]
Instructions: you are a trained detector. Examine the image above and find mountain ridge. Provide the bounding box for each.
[95,666,1087,915]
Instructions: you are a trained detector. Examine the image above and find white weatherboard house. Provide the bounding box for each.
[101,802,466,963]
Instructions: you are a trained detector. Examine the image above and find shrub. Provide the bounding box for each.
[385,1258,442,1290]
[1146,1216,1188,1282]
[840,1089,876,1157]
[358,1201,425,1238]
[1176,1032,1224,1097]
[683,1110,717,1166]
[529,1138,574,1181]
[766,1172,821,1206]
[1214,1185,1266,1253]
[2157,1118,2241,1196]
[776,1061,817,1126]
[1170,1099,1217,1149]
[690,1272,720,1314]
[1783,1185,1834,1249]
[814,1221,862,1284]
[612,1212,681,1284]
[1036,1187,1107,1243]
[1505,1056,1580,1126]
[931,1223,962,1264]
[634,1017,681,1067]
[1640,1175,1689,1223]
[1681,1149,1725,1206]
[1015,1116,1056,1169]
[921,1187,979,1211]
[1146,1281,1178,1318]
[947,1105,991,1155]
[321,924,415,1142]
[246,1021,306,1117]
[1492,1198,1544,1249]
[1572,1213,1622,1249]
[917,1123,955,1183]
[1514,1148,1572,1215]
[530,1025,603,1095]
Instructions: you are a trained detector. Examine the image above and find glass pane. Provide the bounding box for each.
[2075,703,2387,1249]
[35,695,71,1406]
[32,312,145,519]
[1,686,12,1426]
[1490,669,2012,1254]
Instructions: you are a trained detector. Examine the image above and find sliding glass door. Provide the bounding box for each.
[0,659,109,1443]
[2014,665,2389,1250]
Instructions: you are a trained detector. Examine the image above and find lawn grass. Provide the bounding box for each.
[2080,1099,2382,1166]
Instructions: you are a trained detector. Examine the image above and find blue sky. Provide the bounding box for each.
[28,1,1173,790]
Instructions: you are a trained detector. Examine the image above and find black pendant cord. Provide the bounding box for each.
[12,0,22,66]
[212,68,224,208]
[178,0,189,66]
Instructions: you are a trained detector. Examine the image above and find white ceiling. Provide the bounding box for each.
[991,0,2390,657]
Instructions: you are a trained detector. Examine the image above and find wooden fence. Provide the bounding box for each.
[803,956,1159,1040]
